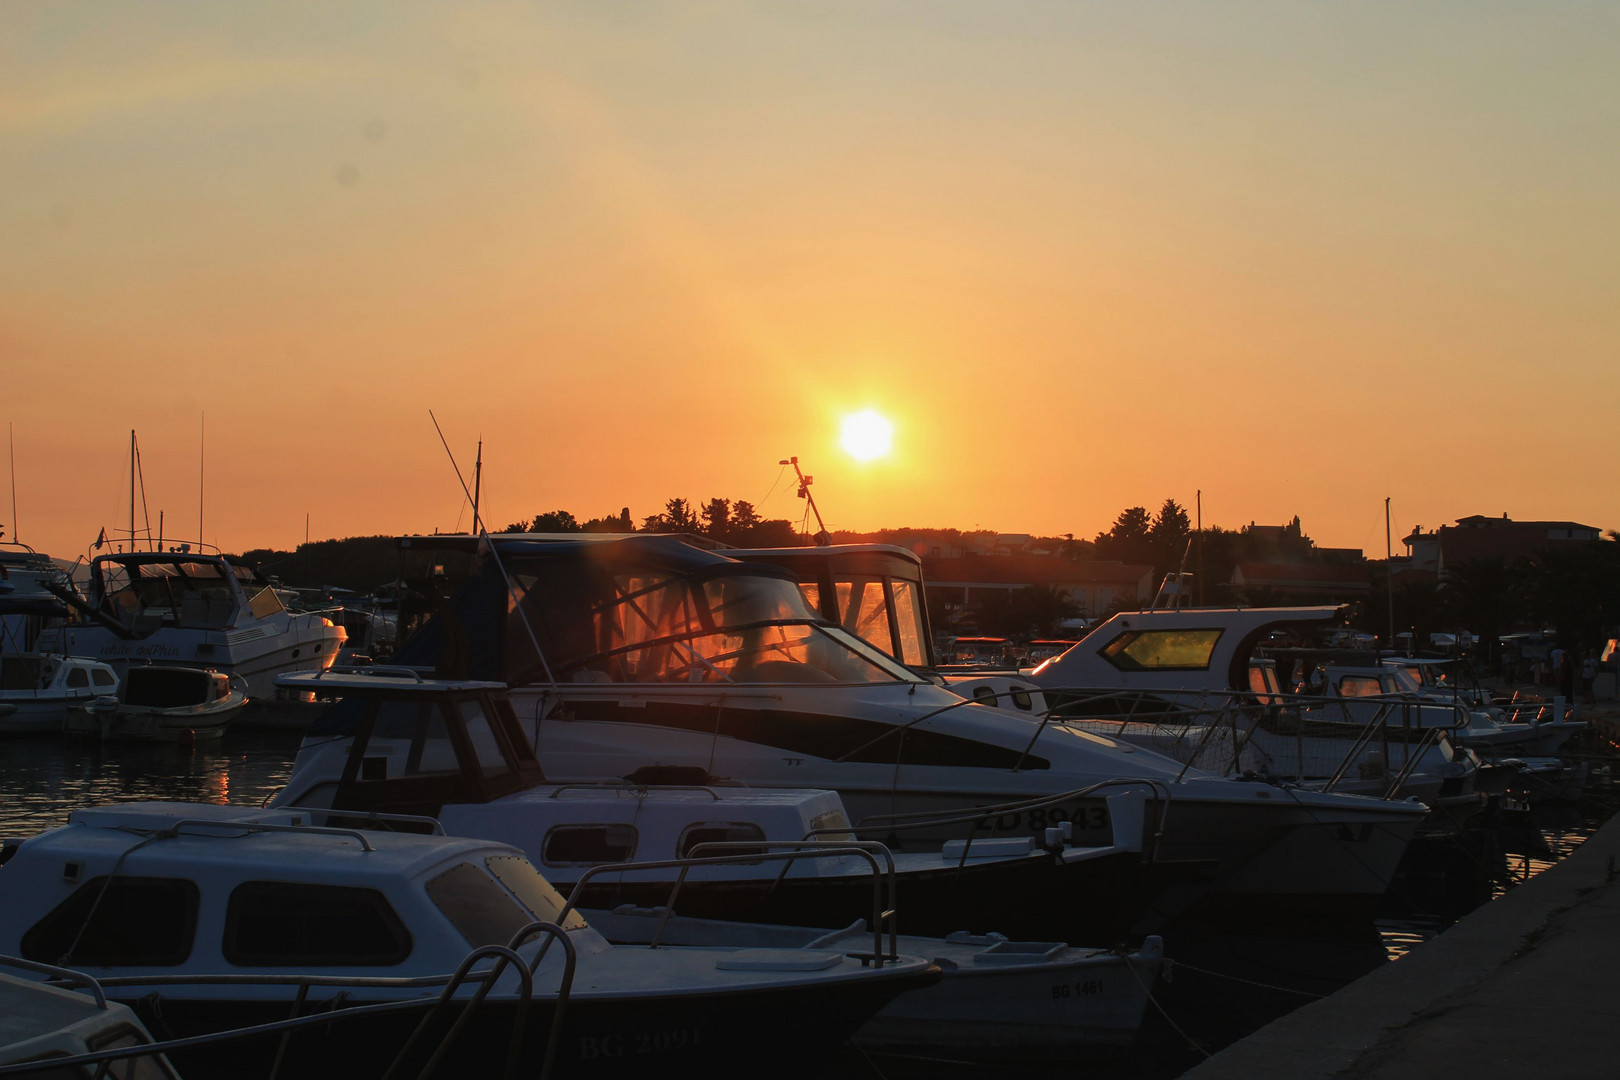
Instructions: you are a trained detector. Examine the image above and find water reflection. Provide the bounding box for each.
[0,732,302,836]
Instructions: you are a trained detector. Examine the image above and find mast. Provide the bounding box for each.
[199,413,206,551]
[129,430,136,553]
[1385,497,1395,655]
[8,422,16,543]
[472,439,483,535]
[780,456,830,546]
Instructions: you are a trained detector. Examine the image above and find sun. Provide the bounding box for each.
[840,410,893,462]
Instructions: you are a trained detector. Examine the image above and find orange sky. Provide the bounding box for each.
[4,2,1617,562]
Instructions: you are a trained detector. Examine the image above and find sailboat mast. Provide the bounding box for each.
[472,439,483,535]
[128,430,136,554]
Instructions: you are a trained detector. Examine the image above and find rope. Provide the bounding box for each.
[1127,956,1211,1058]
[1162,958,1328,999]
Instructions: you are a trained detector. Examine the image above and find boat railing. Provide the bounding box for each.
[0,954,107,1007]
[553,843,898,967]
[826,778,1172,864]
[0,929,574,1080]
[168,817,380,851]
[1031,684,1471,798]
[280,806,448,834]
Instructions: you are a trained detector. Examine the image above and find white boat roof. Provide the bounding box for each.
[48,802,522,878]
[1381,657,1455,666]
[277,670,507,694]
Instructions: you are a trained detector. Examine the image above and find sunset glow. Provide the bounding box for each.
[1,4,1615,558]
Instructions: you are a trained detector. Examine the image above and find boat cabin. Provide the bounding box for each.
[83,550,278,633]
[277,671,547,817]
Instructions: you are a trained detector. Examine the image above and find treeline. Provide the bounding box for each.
[502,497,804,548]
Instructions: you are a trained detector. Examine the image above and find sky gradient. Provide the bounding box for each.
[5,2,1616,561]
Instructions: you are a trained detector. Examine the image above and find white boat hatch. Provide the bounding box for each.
[714,949,844,972]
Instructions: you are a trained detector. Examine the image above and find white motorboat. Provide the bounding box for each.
[383,536,1429,937]
[63,664,246,742]
[0,961,179,1078]
[0,651,119,735]
[36,546,345,700]
[271,670,1208,944]
[590,909,1164,1061]
[0,802,939,1080]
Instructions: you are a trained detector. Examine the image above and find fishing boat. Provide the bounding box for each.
[62,663,246,742]
[0,802,939,1080]
[0,961,179,1078]
[0,649,119,736]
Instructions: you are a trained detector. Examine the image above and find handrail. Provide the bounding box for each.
[544,783,723,802]
[505,923,578,1080]
[0,954,107,1007]
[281,807,447,835]
[553,844,896,967]
[688,839,899,963]
[835,777,1172,863]
[380,944,534,1080]
[168,818,376,851]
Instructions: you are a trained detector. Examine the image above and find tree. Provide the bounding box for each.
[1148,499,1191,580]
[528,510,581,533]
[700,498,732,542]
[1442,556,1521,665]
[1093,507,1152,565]
[582,508,633,533]
[641,498,699,533]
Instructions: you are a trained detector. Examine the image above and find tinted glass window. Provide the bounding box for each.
[92,668,117,687]
[541,825,637,866]
[677,822,766,859]
[1100,629,1223,671]
[225,882,411,966]
[485,856,586,929]
[22,877,198,967]
[891,580,925,666]
[66,668,90,688]
[373,699,459,776]
[425,862,533,947]
[1338,675,1384,698]
[459,700,510,777]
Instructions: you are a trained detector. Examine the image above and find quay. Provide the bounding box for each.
[1184,737,1620,1079]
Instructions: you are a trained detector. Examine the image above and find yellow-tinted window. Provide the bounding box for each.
[1100,629,1223,671]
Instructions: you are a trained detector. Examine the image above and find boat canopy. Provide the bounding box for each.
[391,536,922,687]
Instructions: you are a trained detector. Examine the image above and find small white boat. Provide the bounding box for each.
[0,802,939,1080]
[0,961,179,1078]
[0,652,120,735]
[589,908,1163,1061]
[63,664,245,742]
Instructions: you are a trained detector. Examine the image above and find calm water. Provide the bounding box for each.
[0,729,304,837]
[2,733,1613,1079]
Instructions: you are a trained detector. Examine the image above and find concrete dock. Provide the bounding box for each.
[1183,788,1620,1078]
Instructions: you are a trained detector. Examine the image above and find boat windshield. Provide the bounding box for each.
[96,558,242,629]
[508,566,922,686]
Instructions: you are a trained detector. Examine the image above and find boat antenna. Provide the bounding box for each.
[780,456,831,546]
[428,410,556,689]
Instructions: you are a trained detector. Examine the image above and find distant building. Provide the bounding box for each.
[1434,514,1603,572]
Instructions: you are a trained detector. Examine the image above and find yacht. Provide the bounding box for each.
[0,802,938,1080]
[35,545,345,700]
[382,536,1429,936]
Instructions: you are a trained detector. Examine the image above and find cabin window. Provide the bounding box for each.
[426,862,534,948]
[246,585,285,620]
[1338,675,1385,698]
[22,877,198,967]
[459,700,512,777]
[891,580,925,666]
[1099,629,1223,672]
[224,882,412,966]
[66,668,90,689]
[541,824,637,867]
[373,699,460,776]
[676,822,767,859]
[485,856,587,930]
[92,668,116,687]
[836,578,892,655]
